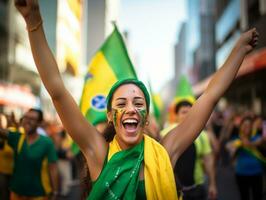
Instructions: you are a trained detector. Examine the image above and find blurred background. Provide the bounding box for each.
[1,1,266,200]
[0,0,266,119]
[0,0,266,120]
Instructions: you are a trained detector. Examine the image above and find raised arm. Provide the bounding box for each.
[162,28,259,165]
[15,0,107,178]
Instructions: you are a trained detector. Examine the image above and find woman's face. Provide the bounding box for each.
[108,83,148,149]
[240,119,252,137]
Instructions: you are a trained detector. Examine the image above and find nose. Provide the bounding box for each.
[125,102,136,114]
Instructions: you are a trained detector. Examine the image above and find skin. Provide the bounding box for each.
[14,0,259,186]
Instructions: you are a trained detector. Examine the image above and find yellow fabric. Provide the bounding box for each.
[160,123,177,137]
[17,134,25,154]
[80,52,117,115]
[0,141,14,174]
[108,134,178,200]
[41,158,52,195]
[194,131,212,185]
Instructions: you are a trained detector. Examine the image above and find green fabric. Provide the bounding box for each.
[136,180,147,200]
[101,25,137,80]
[176,75,194,98]
[87,140,144,200]
[7,132,58,196]
[106,78,150,112]
[194,131,212,185]
[242,147,266,165]
[148,80,161,123]
[174,75,195,104]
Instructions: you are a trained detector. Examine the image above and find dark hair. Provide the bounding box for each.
[29,108,43,122]
[102,123,116,142]
[175,100,193,114]
[79,124,116,199]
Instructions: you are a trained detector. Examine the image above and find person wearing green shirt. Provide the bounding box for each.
[0,108,59,200]
[13,0,259,199]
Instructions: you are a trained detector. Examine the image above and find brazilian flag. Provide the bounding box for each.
[80,25,137,125]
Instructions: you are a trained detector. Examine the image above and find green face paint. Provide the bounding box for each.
[137,108,147,127]
[112,108,124,127]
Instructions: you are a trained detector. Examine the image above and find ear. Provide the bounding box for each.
[107,111,112,123]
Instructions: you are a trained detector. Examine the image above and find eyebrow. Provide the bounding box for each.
[114,97,145,101]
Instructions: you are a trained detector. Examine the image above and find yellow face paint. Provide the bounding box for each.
[111,108,147,128]
[112,108,124,127]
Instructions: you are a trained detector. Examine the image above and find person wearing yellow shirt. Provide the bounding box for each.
[0,113,14,200]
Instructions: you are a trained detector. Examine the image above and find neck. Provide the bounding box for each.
[116,134,144,150]
[26,132,39,143]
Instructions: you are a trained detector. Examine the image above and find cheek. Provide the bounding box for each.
[137,109,148,127]
[113,109,125,127]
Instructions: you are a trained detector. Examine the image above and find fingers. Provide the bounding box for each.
[249,28,259,48]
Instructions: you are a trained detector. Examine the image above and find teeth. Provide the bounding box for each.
[123,119,138,123]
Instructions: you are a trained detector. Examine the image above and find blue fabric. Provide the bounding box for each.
[235,135,264,176]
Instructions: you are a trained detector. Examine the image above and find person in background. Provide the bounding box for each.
[0,108,59,200]
[52,129,74,197]
[226,116,266,200]
[164,100,217,200]
[0,113,14,200]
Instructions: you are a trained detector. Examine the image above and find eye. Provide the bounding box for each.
[116,103,126,107]
[135,102,144,107]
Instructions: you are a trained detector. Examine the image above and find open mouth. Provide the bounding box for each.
[122,118,139,133]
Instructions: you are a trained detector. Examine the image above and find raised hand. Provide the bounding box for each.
[14,0,42,30]
[237,28,259,53]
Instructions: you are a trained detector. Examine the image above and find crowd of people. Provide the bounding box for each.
[1,103,266,200]
[0,0,265,200]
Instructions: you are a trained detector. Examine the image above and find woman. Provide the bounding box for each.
[226,116,265,200]
[15,0,259,199]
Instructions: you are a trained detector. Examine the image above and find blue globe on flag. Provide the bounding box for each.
[91,95,106,111]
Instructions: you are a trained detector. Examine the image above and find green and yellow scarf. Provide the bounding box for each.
[233,139,266,165]
[88,134,178,200]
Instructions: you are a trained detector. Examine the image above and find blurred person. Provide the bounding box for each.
[164,100,217,200]
[0,108,59,200]
[218,112,242,167]
[252,115,263,136]
[210,110,224,139]
[206,113,221,160]
[14,0,259,199]
[252,115,266,156]
[226,116,266,200]
[0,113,14,200]
[53,129,74,197]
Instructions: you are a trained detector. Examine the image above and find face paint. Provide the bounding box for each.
[137,108,147,127]
[112,108,125,127]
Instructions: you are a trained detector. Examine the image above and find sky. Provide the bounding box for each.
[119,0,187,92]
